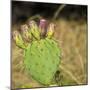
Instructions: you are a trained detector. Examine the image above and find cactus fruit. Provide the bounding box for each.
[28,20,40,40]
[12,30,27,49]
[20,24,32,42]
[13,19,61,85]
[46,23,55,39]
[39,19,47,37]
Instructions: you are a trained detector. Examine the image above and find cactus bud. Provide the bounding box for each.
[28,20,37,29]
[20,24,32,42]
[28,20,40,40]
[13,30,19,42]
[12,30,26,49]
[46,23,55,38]
[20,24,28,32]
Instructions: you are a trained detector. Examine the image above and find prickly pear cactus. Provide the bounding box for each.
[13,19,61,85]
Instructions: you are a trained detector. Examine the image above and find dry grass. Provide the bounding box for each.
[11,18,87,89]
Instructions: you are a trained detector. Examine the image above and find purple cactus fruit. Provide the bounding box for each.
[39,19,47,37]
[39,19,47,30]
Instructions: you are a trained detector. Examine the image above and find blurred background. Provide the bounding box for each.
[11,1,87,89]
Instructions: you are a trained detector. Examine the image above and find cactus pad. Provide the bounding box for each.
[13,19,61,85]
[24,38,61,85]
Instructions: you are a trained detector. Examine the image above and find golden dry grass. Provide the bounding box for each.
[11,18,87,89]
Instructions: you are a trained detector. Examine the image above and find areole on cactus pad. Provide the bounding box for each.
[13,19,61,85]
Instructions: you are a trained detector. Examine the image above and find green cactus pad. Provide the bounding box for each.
[24,38,61,85]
